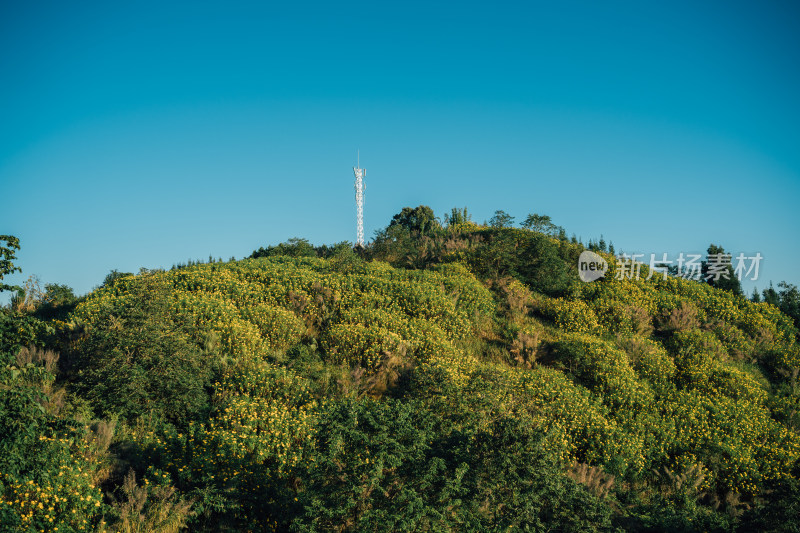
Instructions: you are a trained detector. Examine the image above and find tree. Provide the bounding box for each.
[443,206,471,228]
[34,284,78,321]
[522,213,552,233]
[389,206,441,236]
[102,269,134,288]
[763,282,780,306]
[518,233,575,296]
[702,244,742,296]
[316,241,357,259]
[489,210,515,229]
[0,235,21,294]
[520,213,567,238]
[462,228,574,297]
[777,281,800,333]
[250,237,317,259]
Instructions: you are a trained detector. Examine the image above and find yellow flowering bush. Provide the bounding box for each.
[124,357,317,530]
[548,333,654,409]
[72,256,493,377]
[239,304,306,350]
[321,323,404,369]
[658,389,800,494]
[616,335,676,389]
[0,438,106,531]
[539,298,600,334]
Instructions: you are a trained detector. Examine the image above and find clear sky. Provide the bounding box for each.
[1,0,799,299]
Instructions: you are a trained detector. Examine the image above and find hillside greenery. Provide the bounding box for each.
[1,213,800,532]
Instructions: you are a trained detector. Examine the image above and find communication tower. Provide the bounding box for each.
[353,152,366,247]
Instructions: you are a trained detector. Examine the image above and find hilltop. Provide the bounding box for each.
[1,209,799,532]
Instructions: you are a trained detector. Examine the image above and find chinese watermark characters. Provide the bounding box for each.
[606,252,763,282]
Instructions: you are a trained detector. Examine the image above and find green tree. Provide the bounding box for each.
[489,210,515,228]
[443,206,471,227]
[35,284,78,321]
[0,235,21,294]
[763,282,780,306]
[518,232,575,296]
[522,213,552,233]
[521,213,567,238]
[250,237,317,259]
[102,269,134,288]
[315,241,356,259]
[460,228,574,296]
[369,224,415,265]
[777,281,800,333]
[702,244,743,296]
[389,205,441,236]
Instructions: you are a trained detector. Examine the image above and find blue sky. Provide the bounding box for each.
[1,0,799,299]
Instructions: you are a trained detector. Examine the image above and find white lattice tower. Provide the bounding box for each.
[353,153,366,246]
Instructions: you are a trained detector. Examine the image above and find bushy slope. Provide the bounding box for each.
[73,256,492,370]
[4,226,800,531]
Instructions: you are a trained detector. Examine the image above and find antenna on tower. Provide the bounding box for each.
[353,152,366,247]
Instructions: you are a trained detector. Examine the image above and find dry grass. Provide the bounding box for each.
[568,462,615,499]
[107,470,194,533]
[626,305,654,335]
[347,346,414,398]
[15,346,66,415]
[708,491,752,518]
[491,277,535,318]
[509,331,539,369]
[653,462,707,503]
[615,335,652,367]
[16,345,60,373]
[656,301,699,333]
[82,419,117,486]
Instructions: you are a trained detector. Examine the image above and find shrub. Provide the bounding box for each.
[591,299,653,336]
[0,365,108,531]
[617,335,676,390]
[292,397,615,532]
[69,276,212,425]
[539,298,600,334]
[667,329,727,361]
[546,335,653,409]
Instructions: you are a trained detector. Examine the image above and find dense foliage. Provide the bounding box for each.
[2,206,800,531]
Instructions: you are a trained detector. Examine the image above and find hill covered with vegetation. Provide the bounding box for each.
[1,208,800,532]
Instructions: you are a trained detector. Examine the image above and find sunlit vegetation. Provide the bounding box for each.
[1,212,800,531]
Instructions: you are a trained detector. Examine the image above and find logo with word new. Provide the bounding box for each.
[578,251,608,282]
